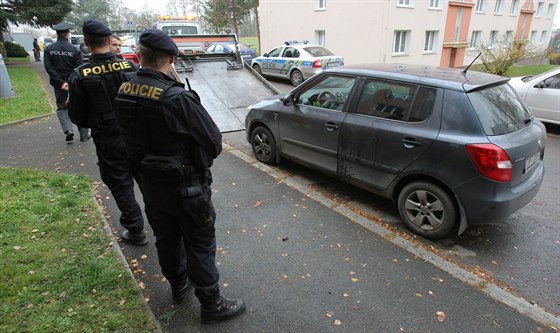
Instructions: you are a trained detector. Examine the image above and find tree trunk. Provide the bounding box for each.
[254,5,260,55]
[231,0,239,38]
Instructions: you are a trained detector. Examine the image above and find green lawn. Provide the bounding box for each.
[4,57,32,63]
[239,36,260,55]
[0,168,156,332]
[0,67,51,125]
[504,64,558,77]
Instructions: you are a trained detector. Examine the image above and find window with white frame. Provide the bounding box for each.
[489,30,499,47]
[424,31,438,52]
[536,2,544,16]
[454,8,463,42]
[530,31,538,45]
[470,31,483,48]
[510,0,519,15]
[397,0,414,7]
[429,0,440,9]
[316,0,326,10]
[494,0,503,14]
[540,30,548,44]
[505,30,514,44]
[476,0,486,12]
[315,30,325,46]
[547,4,555,17]
[393,30,410,54]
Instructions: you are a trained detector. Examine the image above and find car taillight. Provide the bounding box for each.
[466,144,512,182]
[313,60,322,68]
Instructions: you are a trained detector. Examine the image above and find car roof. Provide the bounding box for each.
[328,63,509,92]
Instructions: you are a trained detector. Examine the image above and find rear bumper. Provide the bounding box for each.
[454,162,544,223]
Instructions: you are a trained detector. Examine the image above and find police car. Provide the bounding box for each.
[251,40,344,86]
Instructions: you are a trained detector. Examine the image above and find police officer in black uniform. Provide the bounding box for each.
[44,22,90,142]
[114,29,245,324]
[67,20,147,246]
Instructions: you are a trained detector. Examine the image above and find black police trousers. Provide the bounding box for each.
[141,177,220,303]
[92,133,144,233]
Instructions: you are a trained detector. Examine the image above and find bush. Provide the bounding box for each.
[547,52,560,65]
[5,41,29,58]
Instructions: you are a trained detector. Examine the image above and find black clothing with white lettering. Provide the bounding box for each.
[44,37,83,88]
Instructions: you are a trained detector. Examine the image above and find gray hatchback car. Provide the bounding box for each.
[245,64,547,239]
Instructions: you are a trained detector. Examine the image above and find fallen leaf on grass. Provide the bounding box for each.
[13,246,21,250]
[119,299,126,306]
[436,311,446,322]
[138,281,146,290]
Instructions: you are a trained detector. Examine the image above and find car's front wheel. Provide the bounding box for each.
[290,69,304,86]
[250,126,277,165]
[252,64,263,76]
[397,181,456,240]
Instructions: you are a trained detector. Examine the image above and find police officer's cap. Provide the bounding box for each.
[82,20,112,36]
[52,22,72,33]
[139,29,179,56]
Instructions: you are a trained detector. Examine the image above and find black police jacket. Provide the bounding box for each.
[43,37,83,88]
[114,68,222,171]
[68,52,138,131]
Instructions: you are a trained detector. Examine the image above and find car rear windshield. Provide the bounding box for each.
[303,46,334,57]
[162,25,198,35]
[467,83,532,136]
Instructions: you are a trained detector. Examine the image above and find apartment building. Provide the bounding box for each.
[257,0,558,67]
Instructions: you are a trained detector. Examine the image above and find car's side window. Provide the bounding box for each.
[283,47,299,58]
[355,79,416,121]
[542,74,560,89]
[408,87,436,122]
[267,47,283,57]
[296,75,356,111]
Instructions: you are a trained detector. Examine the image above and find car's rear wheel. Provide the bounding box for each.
[290,69,304,86]
[397,181,456,240]
[252,64,263,76]
[250,126,277,165]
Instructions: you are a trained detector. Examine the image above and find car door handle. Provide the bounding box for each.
[325,123,339,131]
[402,137,421,148]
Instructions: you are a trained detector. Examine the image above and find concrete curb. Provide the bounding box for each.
[223,142,560,329]
[91,190,162,333]
[0,112,54,129]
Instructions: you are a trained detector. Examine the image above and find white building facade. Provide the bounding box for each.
[258,0,558,67]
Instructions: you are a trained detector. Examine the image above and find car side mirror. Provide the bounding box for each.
[535,81,545,89]
[282,94,294,106]
[264,53,269,57]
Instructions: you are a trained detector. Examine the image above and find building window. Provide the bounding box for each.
[315,30,325,46]
[494,0,503,14]
[393,30,410,54]
[546,4,555,18]
[540,30,548,44]
[536,2,544,16]
[454,8,463,42]
[489,30,499,47]
[470,31,483,49]
[505,30,514,45]
[510,0,519,15]
[475,0,486,12]
[424,31,438,52]
[428,0,440,9]
[316,0,326,10]
[397,0,414,7]
[530,31,538,45]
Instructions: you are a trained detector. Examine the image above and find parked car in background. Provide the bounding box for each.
[251,40,344,86]
[122,36,137,51]
[120,45,139,65]
[38,36,54,51]
[245,64,546,239]
[509,66,560,125]
[206,42,257,63]
[70,34,90,62]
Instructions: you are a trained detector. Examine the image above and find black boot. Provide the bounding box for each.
[120,230,148,246]
[171,279,191,304]
[65,131,74,142]
[201,296,246,324]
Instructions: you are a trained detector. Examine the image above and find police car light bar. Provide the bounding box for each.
[157,15,197,21]
[284,40,310,45]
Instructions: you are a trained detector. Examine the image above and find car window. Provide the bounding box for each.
[283,47,299,58]
[162,25,198,35]
[355,79,416,121]
[542,74,560,89]
[267,47,282,57]
[468,83,532,135]
[207,45,215,52]
[296,75,356,111]
[408,87,436,122]
[303,46,334,57]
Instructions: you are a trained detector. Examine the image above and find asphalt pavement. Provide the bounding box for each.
[0,62,558,332]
